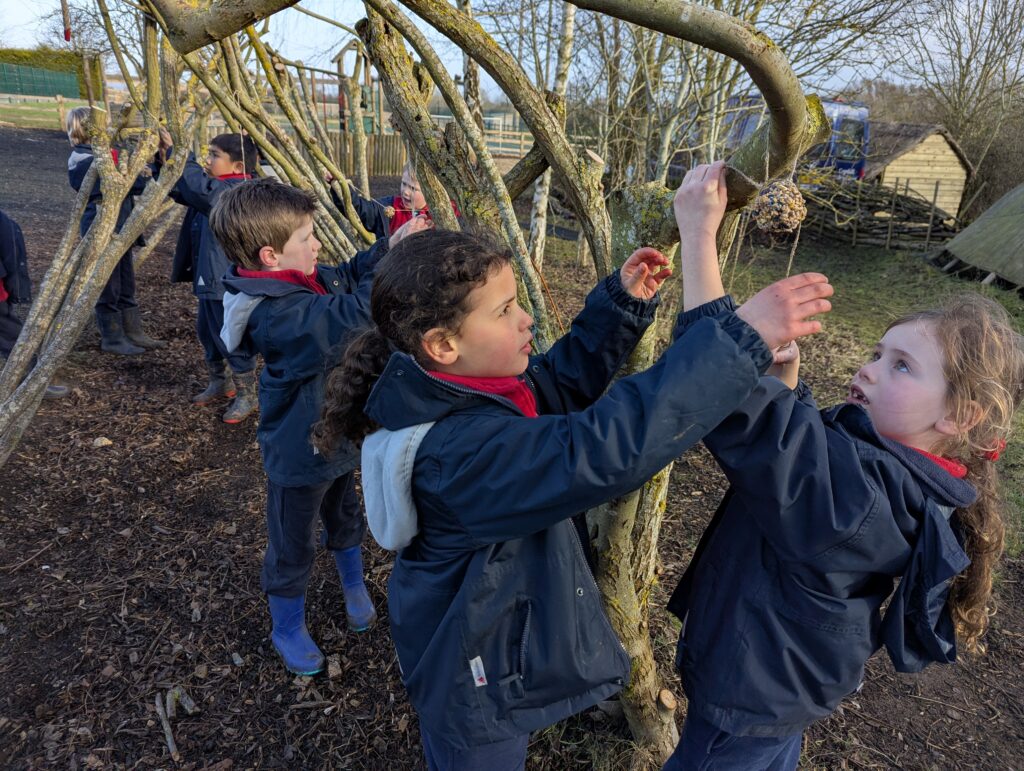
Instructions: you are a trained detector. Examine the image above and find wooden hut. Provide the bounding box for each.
[932,183,1024,287]
[864,122,972,219]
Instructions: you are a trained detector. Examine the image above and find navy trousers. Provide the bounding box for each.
[262,473,366,597]
[94,250,137,314]
[420,727,529,771]
[196,297,255,373]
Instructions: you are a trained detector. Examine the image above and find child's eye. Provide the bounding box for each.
[895,360,910,373]
[870,351,881,362]
[499,305,511,317]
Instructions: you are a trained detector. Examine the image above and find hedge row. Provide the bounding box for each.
[0,48,102,98]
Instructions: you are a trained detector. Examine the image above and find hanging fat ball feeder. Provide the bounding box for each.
[752,179,806,234]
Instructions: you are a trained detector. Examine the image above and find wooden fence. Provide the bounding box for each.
[803,177,961,251]
[330,132,407,178]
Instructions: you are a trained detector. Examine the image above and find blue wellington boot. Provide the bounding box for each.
[333,546,378,632]
[267,594,325,675]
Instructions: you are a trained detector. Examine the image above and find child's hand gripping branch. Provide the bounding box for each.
[674,160,833,350]
[620,246,673,300]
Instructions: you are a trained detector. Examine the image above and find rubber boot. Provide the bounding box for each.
[334,546,377,632]
[43,382,70,400]
[223,370,257,424]
[267,594,325,676]
[121,307,167,349]
[96,310,145,355]
[192,361,237,405]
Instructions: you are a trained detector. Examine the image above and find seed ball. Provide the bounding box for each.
[752,179,806,234]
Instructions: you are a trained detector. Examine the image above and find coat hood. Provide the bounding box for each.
[361,421,435,551]
[826,403,976,673]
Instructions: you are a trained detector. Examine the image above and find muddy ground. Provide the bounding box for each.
[0,126,1021,770]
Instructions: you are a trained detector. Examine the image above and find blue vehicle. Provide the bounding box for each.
[722,96,870,179]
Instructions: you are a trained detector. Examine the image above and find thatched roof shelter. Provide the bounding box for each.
[934,183,1024,287]
[864,123,973,218]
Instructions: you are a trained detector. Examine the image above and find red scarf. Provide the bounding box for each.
[236,267,327,295]
[0,278,8,304]
[217,173,252,181]
[429,371,538,417]
[912,447,967,479]
[388,195,461,231]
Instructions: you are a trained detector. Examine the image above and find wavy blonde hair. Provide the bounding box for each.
[890,294,1024,652]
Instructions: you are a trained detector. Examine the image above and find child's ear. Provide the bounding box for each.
[935,401,984,437]
[258,245,279,269]
[420,327,458,367]
[232,159,246,175]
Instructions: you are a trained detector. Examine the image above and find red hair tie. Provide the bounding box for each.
[983,439,1007,462]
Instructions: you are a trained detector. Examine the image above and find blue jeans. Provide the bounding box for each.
[662,711,802,771]
[420,727,528,771]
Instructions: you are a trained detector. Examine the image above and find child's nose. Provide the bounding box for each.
[856,362,877,383]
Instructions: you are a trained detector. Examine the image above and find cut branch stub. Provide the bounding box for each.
[146,0,302,54]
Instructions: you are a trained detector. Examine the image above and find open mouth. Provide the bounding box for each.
[847,384,869,405]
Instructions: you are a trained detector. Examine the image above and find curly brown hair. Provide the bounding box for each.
[311,229,512,451]
[889,293,1024,653]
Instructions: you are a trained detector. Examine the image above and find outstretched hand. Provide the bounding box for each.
[620,247,673,300]
[389,213,433,247]
[736,272,834,350]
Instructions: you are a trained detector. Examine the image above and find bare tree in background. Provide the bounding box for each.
[899,0,1024,183]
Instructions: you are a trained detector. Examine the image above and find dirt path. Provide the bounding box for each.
[0,126,1021,770]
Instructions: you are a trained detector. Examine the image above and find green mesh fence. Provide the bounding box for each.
[0,63,79,97]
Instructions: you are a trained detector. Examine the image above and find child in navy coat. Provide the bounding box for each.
[0,209,68,399]
[66,107,164,355]
[163,132,259,423]
[663,162,1024,770]
[210,177,430,675]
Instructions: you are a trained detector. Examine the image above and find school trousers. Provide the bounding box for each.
[261,473,365,597]
[95,249,137,314]
[196,296,255,372]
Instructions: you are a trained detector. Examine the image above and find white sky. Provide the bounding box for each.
[2,0,477,90]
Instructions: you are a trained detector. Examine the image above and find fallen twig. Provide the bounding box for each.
[154,693,180,762]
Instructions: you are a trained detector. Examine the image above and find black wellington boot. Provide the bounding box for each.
[121,307,167,349]
[96,310,145,355]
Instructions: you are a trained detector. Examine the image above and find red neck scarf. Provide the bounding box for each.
[912,447,968,479]
[216,173,252,181]
[429,371,538,417]
[236,267,327,295]
[388,196,461,231]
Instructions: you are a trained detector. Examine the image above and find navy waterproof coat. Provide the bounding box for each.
[67,144,148,238]
[359,277,774,748]
[220,239,386,486]
[669,296,977,738]
[168,154,248,299]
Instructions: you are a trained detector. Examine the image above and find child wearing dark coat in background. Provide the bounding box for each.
[0,209,68,399]
[162,132,259,424]
[210,177,430,676]
[66,107,164,356]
